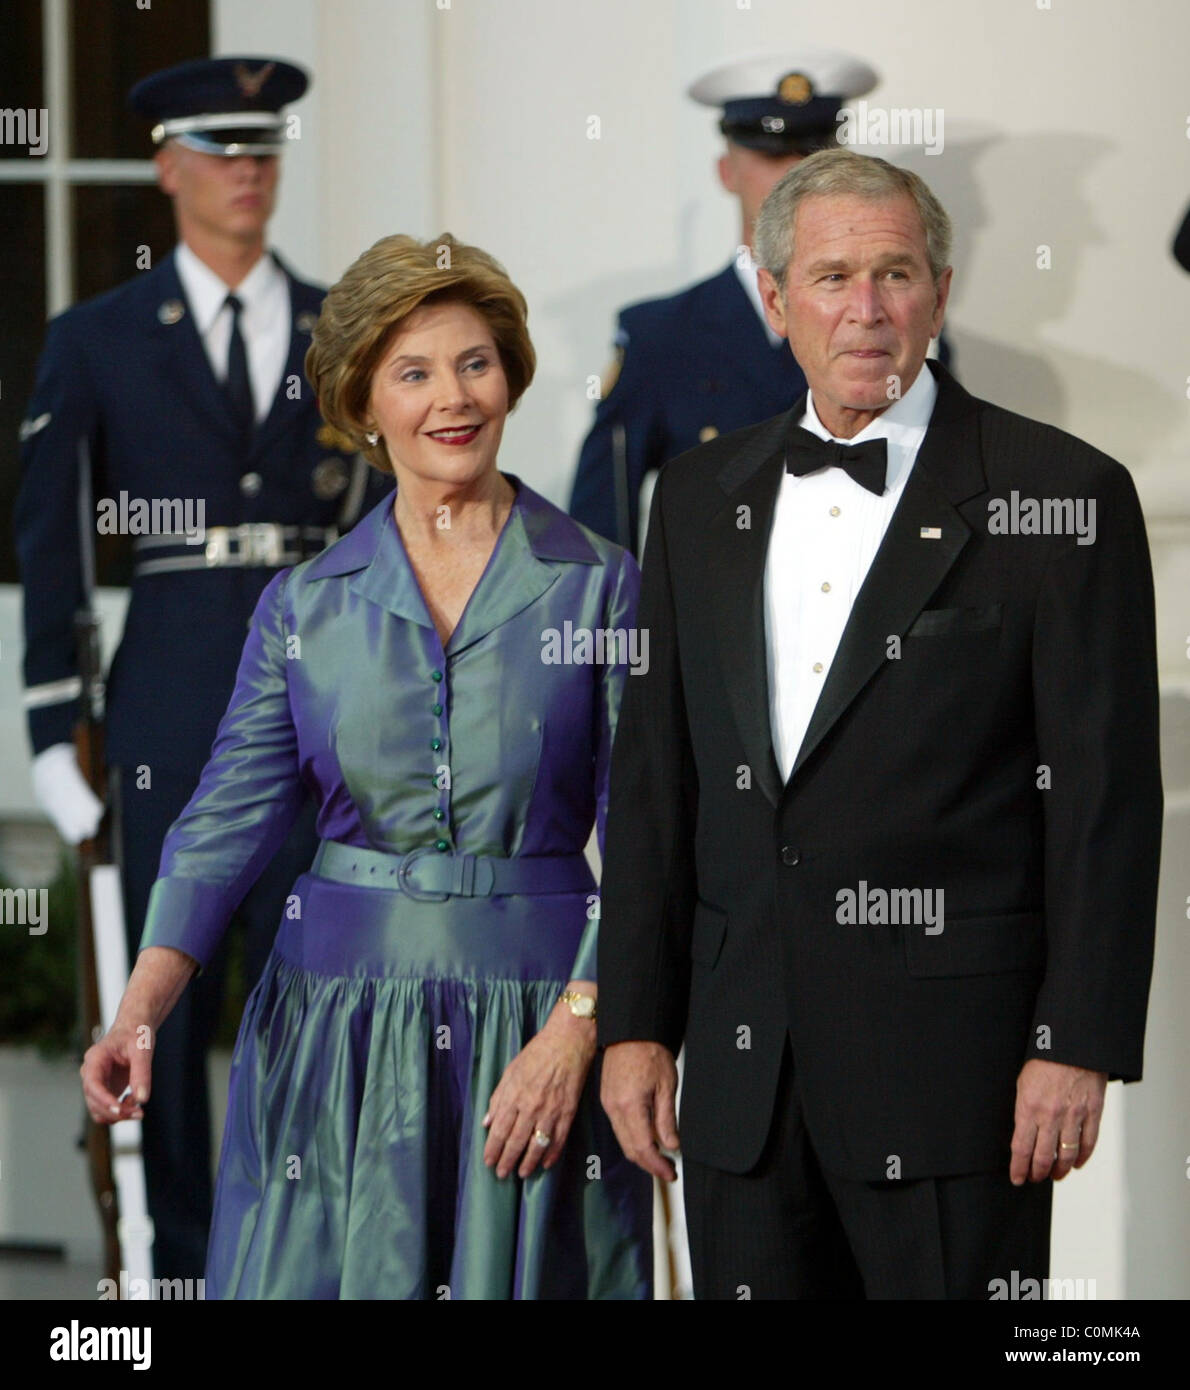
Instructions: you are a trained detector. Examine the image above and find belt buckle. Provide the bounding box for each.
[238,522,282,566]
[397,846,449,903]
[204,527,230,566]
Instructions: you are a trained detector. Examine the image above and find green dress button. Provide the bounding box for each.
[431,703,443,716]
[434,839,449,852]
[430,669,443,682]
[430,737,442,751]
[433,809,445,821]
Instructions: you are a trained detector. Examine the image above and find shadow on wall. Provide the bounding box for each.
[898,131,1182,470]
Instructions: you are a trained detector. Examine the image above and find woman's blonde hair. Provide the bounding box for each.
[305,232,536,471]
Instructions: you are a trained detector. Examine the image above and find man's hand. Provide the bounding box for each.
[1010,1058,1107,1185]
[600,1040,680,1181]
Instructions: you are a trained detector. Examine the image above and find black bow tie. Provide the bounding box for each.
[785,428,888,496]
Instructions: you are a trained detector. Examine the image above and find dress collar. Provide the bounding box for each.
[304,473,602,653]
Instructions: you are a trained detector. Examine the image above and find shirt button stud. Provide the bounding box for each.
[433,809,445,821]
[240,472,263,498]
[431,702,443,716]
[434,839,449,852]
[821,582,831,593]
[829,506,841,517]
[430,737,443,751]
[812,662,824,673]
[780,846,801,866]
[430,669,443,682]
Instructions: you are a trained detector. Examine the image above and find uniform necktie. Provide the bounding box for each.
[223,293,254,441]
[786,427,887,496]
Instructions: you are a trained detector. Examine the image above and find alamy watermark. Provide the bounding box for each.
[0,107,48,156]
[835,881,944,933]
[540,621,649,675]
[836,101,944,156]
[0,887,47,935]
[96,492,206,543]
[988,491,1096,545]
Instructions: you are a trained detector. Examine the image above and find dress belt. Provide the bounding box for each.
[309,839,595,902]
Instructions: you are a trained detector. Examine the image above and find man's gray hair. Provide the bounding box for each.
[755,149,953,289]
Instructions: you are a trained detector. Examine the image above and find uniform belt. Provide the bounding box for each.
[132,523,337,575]
[310,840,595,902]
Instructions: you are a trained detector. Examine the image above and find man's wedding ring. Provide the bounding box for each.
[533,1129,551,1147]
[1059,1141,1080,1150]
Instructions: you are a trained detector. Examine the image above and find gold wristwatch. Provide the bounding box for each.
[560,990,596,1020]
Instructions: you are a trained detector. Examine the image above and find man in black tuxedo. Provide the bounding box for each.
[597,149,1162,1299]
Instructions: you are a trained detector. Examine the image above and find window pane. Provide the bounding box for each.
[0,1,45,161]
[70,0,210,159]
[0,185,46,585]
[71,183,177,303]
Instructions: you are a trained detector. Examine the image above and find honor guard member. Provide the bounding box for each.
[14,56,388,1281]
[569,50,952,552]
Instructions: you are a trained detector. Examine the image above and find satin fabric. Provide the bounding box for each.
[140,475,652,1299]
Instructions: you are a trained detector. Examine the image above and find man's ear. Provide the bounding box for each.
[757,266,788,339]
[931,266,953,338]
[154,146,177,196]
[717,150,736,196]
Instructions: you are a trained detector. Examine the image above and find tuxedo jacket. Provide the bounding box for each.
[597,360,1162,1182]
[15,249,388,778]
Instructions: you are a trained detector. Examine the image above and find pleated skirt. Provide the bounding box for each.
[205,870,653,1299]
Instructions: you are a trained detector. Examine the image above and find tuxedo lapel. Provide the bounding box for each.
[708,412,790,808]
[787,362,987,785]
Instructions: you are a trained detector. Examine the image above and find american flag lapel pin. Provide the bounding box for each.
[920,526,942,539]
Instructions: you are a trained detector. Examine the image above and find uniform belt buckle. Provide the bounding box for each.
[397,846,449,903]
[204,527,230,566]
[238,522,283,566]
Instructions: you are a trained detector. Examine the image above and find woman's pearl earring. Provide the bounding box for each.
[365,428,379,446]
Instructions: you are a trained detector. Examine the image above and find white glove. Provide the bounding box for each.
[31,743,105,845]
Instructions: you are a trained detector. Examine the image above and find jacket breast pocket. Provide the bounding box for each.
[904,910,1045,978]
[906,604,1002,638]
[689,899,728,970]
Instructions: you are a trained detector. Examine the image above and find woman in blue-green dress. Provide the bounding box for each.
[80,233,653,1299]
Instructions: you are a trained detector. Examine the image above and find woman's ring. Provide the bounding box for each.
[533,1129,551,1147]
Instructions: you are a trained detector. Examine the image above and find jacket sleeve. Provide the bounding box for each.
[139,570,307,969]
[1026,460,1163,1080]
[14,311,99,753]
[567,313,662,554]
[567,546,641,983]
[595,464,699,1053]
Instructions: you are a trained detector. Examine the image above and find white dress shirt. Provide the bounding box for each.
[174,241,290,422]
[763,363,938,780]
[732,245,785,348]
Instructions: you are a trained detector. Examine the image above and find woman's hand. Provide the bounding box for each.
[81,1022,151,1125]
[79,945,197,1125]
[482,985,597,1180]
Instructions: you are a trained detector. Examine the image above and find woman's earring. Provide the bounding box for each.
[365,429,379,446]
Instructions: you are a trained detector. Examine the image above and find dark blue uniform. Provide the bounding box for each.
[568,260,953,551]
[15,247,389,1278]
[569,262,803,551]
